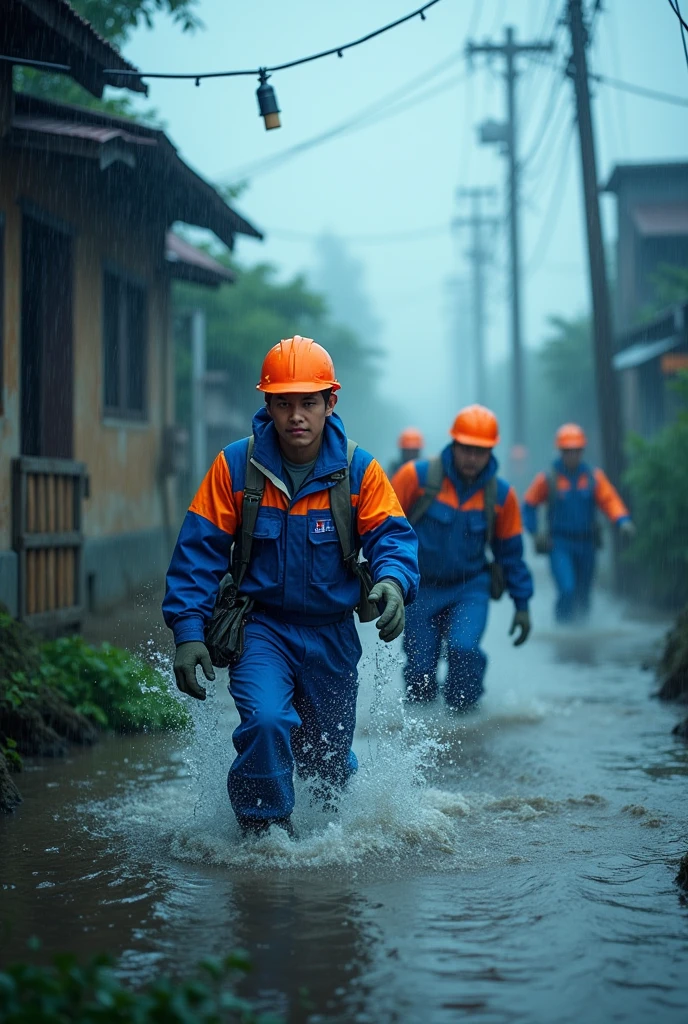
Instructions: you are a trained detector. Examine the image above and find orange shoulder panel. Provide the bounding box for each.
[359,459,407,534]
[189,452,239,535]
[523,471,549,506]
[390,460,421,515]
[495,486,523,540]
[593,468,629,523]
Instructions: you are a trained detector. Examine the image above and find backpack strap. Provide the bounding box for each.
[407,456,444,526]
[232,436,265,588]
[547,469,558,528]
[329,438,358,571]
[484,476,498,548]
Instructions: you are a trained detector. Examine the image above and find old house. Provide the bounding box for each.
[0,0,261,630]
[603,161,688,436]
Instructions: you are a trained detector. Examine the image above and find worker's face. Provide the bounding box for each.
[267,390,336,458]
[452,442,492,481]
[400,447,421,463]
[561,448,584,472]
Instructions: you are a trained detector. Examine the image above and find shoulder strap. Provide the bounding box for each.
[547,469,558,525]
[232,436,265,587]
[329,439,358,569]
[484,476,498,547]
[407,456,444,526]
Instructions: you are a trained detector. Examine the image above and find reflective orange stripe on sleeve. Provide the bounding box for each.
[523,471,549,506]
[495,486,523,540]
[390,460,421,515]
[189,452,239,535]
[593,469,629,523]
[359,459,407,534]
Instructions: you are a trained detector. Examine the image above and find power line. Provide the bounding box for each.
[224,61,466,183]
[524,118,576,274]
[592,71,688,107]
[103,0,443,81]
[668,0,688,71]
[667,0,688,33]
[266,224,450,245]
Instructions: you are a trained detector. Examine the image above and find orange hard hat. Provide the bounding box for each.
[450,404,500,448]
[556,423,587,449]
[257,335,340,394]
[398,427,424,450]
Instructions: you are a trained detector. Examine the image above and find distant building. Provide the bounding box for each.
[0,0,262,630]
[603,161,688,436]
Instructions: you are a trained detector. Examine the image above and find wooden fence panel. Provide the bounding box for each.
[12,457,87,634]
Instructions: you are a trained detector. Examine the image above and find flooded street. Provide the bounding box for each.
[2,573,688,1023]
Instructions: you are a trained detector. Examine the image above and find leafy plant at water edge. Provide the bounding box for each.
[0,949,282,1023]
[38,637,190,733]
[623,372,688,606]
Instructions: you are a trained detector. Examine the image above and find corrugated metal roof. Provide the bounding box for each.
[6,0,146,94]
[12,114,156,147]
[11,95,263,246]
[165,232,236,286]
[632,203,688,236]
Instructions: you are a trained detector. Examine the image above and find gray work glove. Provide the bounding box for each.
[619,520,636,540]
[509,609,531,648]
[367,579,405,643]
[173,641,215,701]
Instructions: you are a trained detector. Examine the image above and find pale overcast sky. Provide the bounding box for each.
[121,0,688,452]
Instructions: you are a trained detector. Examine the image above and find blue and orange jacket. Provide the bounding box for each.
[163,408,420,644]
[522,459,630,539]
[391,445,533,609]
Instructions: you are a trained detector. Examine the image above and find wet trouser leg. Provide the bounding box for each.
[550,539,577,623]
[572,540,596,620]
[227,613,360,824]
[444,573,491,709]
[403,585,447,702]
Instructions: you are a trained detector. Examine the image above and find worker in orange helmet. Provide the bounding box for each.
[388,427,425,477]
[391,404,533,711]
[163,336,419,838]
[522,423,636,624]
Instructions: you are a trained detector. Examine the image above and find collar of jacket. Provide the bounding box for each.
[441,443,498,503]
[251,406,349,487]
[553,457,592,482]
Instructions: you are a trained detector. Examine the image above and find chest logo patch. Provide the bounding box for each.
[313,518,336,534]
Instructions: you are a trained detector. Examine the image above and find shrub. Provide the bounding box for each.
[0,949,282,1023]
[623,373,688,606]
[37,637,190,733]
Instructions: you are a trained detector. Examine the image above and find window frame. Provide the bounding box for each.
[101,263,148,423]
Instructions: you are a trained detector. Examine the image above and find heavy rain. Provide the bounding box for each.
[1,2,688,1022]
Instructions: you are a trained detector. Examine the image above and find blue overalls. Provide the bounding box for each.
[398,447,533,709]
[163,409,419,824]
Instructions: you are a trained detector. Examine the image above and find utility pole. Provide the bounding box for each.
[466,27,553,464]
[566,0,623,487]
[453,187,499,405]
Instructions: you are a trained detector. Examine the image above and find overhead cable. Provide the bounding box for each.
[524,118,577,275]
[224,62,466,183]
[102,0,443,81]
[267,224,450,245]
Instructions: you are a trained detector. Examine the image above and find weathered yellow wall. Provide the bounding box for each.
[0,146,174,549]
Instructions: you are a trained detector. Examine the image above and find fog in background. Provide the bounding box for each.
[121,0,687,464]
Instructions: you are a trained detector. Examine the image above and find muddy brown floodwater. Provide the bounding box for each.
[1,572,688,1023]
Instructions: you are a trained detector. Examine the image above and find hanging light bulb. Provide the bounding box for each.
[256,69,281,130]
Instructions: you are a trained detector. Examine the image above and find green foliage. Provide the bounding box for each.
[0,948,281,1023]
[538,314,597,442]
[623,372,688,605]
[0,604,42,681]
[0,737,23,772]
[638,263,688,322]
[37,637,190,733]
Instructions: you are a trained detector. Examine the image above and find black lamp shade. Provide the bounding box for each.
[257,80,281,130]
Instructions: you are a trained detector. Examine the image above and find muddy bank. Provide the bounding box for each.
[654,606,688,741]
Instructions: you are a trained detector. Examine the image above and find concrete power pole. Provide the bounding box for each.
[466,27,553,464]
[566,0,623,487]
[453,188,499,405]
